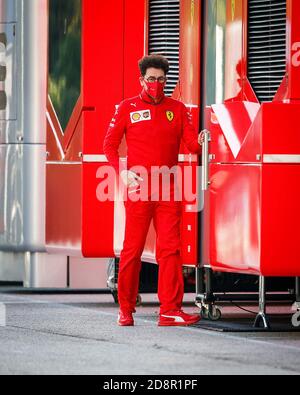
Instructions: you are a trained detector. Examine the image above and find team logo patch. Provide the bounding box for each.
[130,110,151,124]
[166,111,174,122]
[132,113,141,122]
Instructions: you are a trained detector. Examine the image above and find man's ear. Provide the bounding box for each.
[139,77,145,87]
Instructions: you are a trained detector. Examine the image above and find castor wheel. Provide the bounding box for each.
[208,307,222,321]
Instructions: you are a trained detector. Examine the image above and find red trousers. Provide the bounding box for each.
[118,199,184,314]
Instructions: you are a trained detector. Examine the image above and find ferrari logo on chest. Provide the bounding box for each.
[166,111,174,122]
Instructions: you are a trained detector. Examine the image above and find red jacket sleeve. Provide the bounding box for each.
[181,103,202,155]
[103,102,127,173]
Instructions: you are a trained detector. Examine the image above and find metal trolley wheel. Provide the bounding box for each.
[196,267,222,322]
[200,305,222,322]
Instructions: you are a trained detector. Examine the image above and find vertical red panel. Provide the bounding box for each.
[82,0,125,153]
[82,0,147,257]
[82,0,125,257]
[261,164,300,277]
[179,0,202,266]
[124,1,147,98]
[287,0,300,100]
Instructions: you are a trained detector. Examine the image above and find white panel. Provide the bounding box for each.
[263,154,300,164]
[69,258,109,289]
[0,252,24,281]
[24,253,67,288]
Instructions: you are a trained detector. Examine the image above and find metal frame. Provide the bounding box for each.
[253,276,271,330]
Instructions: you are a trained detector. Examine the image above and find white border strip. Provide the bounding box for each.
[46,112,65,160]
[184,104,198,109]
[83,155,108,163]
[82,155,198,164]
[178,154,198,163]
[263,155,300,164]
[47,162,82,165]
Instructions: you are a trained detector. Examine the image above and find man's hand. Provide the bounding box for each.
[198,131,205,146]
[120,170,144,187]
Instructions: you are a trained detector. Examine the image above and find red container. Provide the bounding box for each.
[46,0,202,267]
[204,101,300,277]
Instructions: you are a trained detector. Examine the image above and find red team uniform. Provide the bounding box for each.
[104,89,201,326]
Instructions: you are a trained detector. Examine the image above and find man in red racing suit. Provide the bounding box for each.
[103,55,204,327]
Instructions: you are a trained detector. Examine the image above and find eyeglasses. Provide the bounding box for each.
[144,76,167,84]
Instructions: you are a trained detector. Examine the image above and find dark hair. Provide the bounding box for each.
[138,54,170,76]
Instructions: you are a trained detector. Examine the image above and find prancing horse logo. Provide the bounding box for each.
[166,111,174,122]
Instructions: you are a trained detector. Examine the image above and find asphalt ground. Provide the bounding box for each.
[0,290,300,375]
